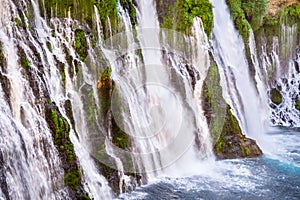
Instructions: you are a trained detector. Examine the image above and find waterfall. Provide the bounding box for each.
[100,0,212,181]
[2,0,299,199]
[211,0,266,147]
[0,0,112,199]
[257,23,300,127]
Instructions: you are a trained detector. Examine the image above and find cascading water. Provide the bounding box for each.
[101,0,212,181]
[211,0,266,147]
[257,23,300,127]
[0,0,299,199]
[0,0,112,199]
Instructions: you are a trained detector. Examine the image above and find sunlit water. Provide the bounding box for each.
[117,129,300,199]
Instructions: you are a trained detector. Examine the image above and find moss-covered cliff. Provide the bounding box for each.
[45,102,89,199]
[155,0,213,35]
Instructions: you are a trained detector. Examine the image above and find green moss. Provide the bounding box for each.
[64,169,81,190]
[57,62,66,87]
[203,63,262,159]
[284,4,300,26]
[98,67,112,115]
[226,106,242,133]
[47,107,75,164]
[48,108,71,147]
[80,195,92,200]
[214,106,254,157]
[270,88,282,105]
[226,0,252,41]
[202,64,227,141]
[46,41,52,52]
[295,98,300,110]
[283,4,300,35]
[259,13,282,40]
[17,48,31,70]
[46,105,85,195]
[20,57,31,70]
[157,0,213,36]
[74,29,88,61]
[111,118,131,149]
[241,0,268,31]
[240,144,250,157]
[64,99,76,130]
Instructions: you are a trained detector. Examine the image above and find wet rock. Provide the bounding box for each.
[270,88,282,105]
[202,64,262,160]
[214,106,263,159]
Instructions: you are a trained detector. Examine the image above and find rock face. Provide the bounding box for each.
[214,106,263,159]
[202,64,263,160]
[268,0,300,15]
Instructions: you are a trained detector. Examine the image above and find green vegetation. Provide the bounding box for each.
[46,41,52,52]
[97,67,131,150]
[214,106,262,158]
[215,106,241,153]
[202,64,226,141]
[257,3,300,41]
[270,88,282,105]
[18,49,31,70]
[203,63,262,159]
[241,0,268,30]
[16,10,27,29]
[225,0,268,41]
[42,0,93,26]
[157,0,213,35]
[283,4,300,35]
[97,67,112,115]
[40,0,136,37]
[64,170,81,190]
[258,12,282,43]
[74,29,88,61]
[64,99,76,131]
[57,61,66,87]
[120,0,137,26]
[45,104,85,196]
[295,98,300,110]
[47,107,76,163]
[81,84,99,133]
[111,118,131,149]
[225,0,252,41]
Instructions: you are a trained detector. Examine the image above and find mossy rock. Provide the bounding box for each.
[111,117,131,149]
[270,88,282,105]
[214,106,262,159]
[74,29,88,61]
[45,103,89,199]
[17,48,31,70]
[202,63,262,159]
